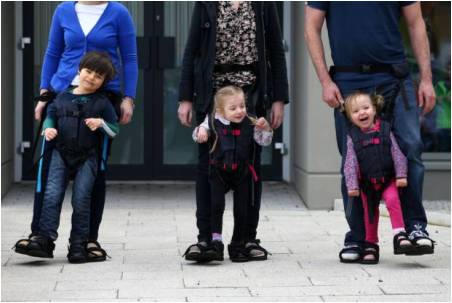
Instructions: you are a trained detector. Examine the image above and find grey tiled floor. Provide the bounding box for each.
[2,183,450,302]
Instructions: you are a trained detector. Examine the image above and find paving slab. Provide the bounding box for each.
[2,182,450,302]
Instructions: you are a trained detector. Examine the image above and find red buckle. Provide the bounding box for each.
[372,138,380,144]
[231,129,241,136]
[231,163,238,170]
[248,164,258,182]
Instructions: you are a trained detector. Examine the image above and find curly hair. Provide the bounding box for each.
[343,91,384,121]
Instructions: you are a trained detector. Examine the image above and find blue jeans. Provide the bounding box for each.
[335,77,428,246]
[38,149,98,245]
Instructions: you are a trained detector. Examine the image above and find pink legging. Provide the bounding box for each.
[362,180,405,244]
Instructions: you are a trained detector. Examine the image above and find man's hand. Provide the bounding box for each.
[44,128,58,141]
[396,178,408,188]
[255,117,271,131]
[119,97,134,125]
[270,101,284,129]
[178,101,193,127]
[418,80,436,114]
[322,80,344,108]
[348,189,360,197]
[85,118,103,131]
[196,127,209,143]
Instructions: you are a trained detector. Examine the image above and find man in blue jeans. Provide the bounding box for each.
[305,2,436,262]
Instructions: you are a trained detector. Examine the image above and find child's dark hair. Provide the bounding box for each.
[79,51,116,85]
[344,91,385,120]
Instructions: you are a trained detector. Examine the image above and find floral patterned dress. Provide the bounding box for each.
[213,1,258,89]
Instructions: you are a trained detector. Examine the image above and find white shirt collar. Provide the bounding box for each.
[215,113,231,125]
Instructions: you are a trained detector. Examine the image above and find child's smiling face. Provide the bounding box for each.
[349,94,376,130]
[220,94,247,123]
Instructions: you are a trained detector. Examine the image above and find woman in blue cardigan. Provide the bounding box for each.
[14,1,138,262]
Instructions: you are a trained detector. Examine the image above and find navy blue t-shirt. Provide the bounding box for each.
[307,1,416,93]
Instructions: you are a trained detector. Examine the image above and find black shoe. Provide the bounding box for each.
[67,243,88,263]
[205,240,224,261]
[393,231,413,255]
[26,235,55,259]
[228,242,249,263]
[405,230,435,255]
[245,239,269,261]
[183,241,210,262]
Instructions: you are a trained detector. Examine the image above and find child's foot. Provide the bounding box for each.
[360,242,379,265]
[393,231,412,254]
[245,240,269,261]
[205,240,224,261]
[67,243,88,264]
[228,242,249,263]
[339,244,362,263]
[183,241,209,262]
[406,230,435,255]
[26,235,55,258]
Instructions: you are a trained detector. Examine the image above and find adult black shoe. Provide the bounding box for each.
[26,235,55,259]
[405,230,435,255]
[204,240,224,261]
[183,241,213,262]
[228,242,249,263]
[67,243,88,263]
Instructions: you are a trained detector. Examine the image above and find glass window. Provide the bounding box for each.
[401,2,451,153]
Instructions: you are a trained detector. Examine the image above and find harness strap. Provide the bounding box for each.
[213,63,257,74]
[248,164,258,182]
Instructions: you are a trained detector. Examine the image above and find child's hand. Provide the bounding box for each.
[44,128,58,141]
[197,127,209,143]
[85,118,103,131]
[255,117,271,131]
[396,178,408,187]
[348,189,360,197]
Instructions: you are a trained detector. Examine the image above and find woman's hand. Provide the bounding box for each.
[196,127,209,143]
[348,189,360,197]
[119,97,134,125]
[44,128,58,141]
[255,117,271,131]
[35,89,50,121]
[85,118,103,131]
[396,178,408,188]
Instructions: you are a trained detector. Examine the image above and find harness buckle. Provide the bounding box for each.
[362,64,372,73]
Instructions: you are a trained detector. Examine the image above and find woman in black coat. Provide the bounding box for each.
[178,1,289,262]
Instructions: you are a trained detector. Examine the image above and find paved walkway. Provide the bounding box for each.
[2,183,450,302]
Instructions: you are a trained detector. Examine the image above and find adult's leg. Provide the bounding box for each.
[71,155,98,245]
[391,78,428,233]
[361,192,379,244]
[195,111,212,242]
[31,140,55,234]
[232,175,250,244]
[37,150,68,241]
[209,171,227,235]
[334,108,366,246]
[88,168,106,242]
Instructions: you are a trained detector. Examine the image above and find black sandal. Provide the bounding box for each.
[393,231,412,255]
[26,235,55,259]
[245,240,270,261]
[86,241,109,262]
[228,243,249,263]
[405,230,435,255]
[183,242,212,262]
[339,245,362,263]
[360,242,379,265]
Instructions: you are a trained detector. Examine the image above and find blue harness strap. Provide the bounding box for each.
[101,134,108,171]
[36,140,46,193]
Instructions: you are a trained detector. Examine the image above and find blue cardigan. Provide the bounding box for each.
[40,1,138,98]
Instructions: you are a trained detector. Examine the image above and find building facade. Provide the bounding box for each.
[2,2,450,209]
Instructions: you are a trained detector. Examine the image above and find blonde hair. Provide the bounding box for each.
[343,91,385,121]
[209,85,258,153]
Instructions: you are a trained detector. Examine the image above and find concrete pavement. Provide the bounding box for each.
[2,182,450,302]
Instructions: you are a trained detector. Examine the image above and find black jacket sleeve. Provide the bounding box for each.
[178,2,202,102]
[265,2,289,104]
